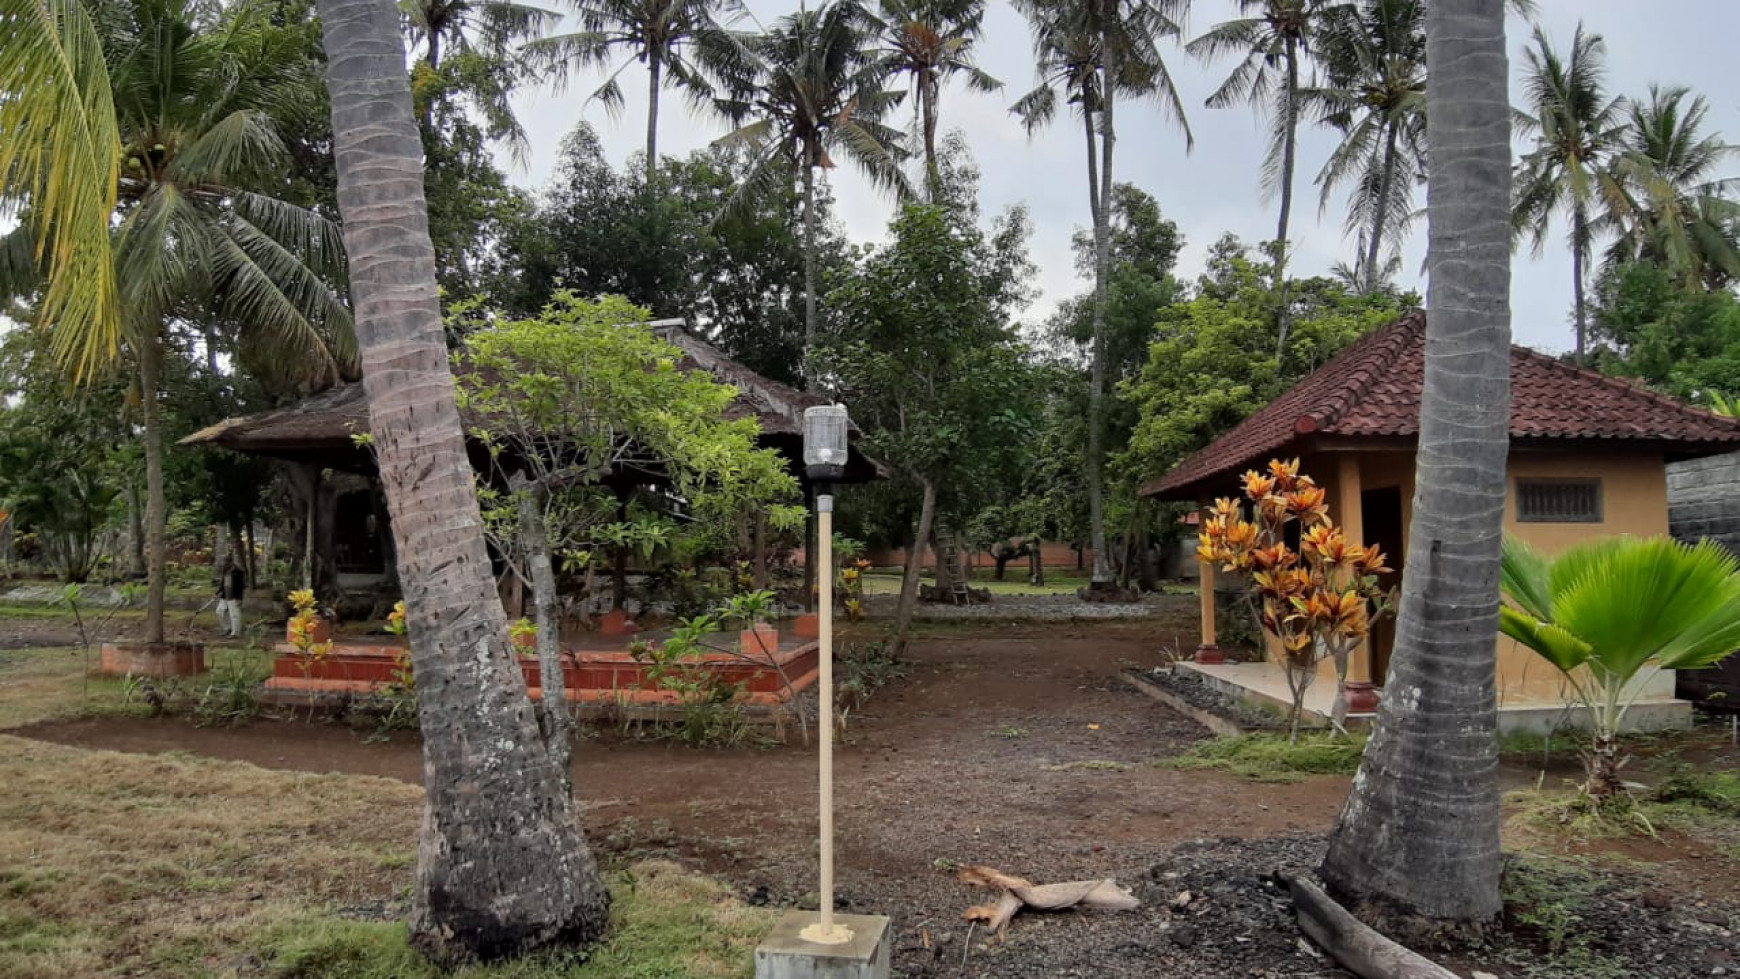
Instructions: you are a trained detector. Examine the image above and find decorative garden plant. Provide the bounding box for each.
[1198,459,1392,742]
[1499,534,1740,800]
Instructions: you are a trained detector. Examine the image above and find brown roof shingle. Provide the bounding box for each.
[1142,310,1740,499]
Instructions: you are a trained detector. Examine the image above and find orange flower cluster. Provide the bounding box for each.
[1198,459,1391,668]
[286,595,332,678]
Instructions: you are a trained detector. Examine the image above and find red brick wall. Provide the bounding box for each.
[864,540,1092,571]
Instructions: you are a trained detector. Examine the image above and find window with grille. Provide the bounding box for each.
[1515,478,1602,523]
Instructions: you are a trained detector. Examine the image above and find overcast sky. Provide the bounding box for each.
[496,0,1740,353]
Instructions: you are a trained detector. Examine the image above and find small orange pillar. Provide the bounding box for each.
[1336,454,1379,712]
[1195,557,1224,664]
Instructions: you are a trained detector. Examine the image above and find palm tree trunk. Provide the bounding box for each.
[802,162,819,389]
[124,479,146,578]
[1081,100,1102,243]
[1274,35,1300,363]
[1363,122,1401,288]
[645,50,661,188]
[139,337,167,645]
[1571,209,1588,365]
[922,75,941,200]
[314,0,609,962]
[419,33,440,131]
[893,476,935,651]
[518,482,572,788]
[1320,0,1511,926]
[1085,62,1116,588]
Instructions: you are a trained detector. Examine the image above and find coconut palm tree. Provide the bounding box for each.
[526,0,745,186]
[1,0,354,646]
[1319,0,1512,926]
[1011,0,1189,590]
[316,0,612,962]
[1500,534,1740,800]
[1602,86,1740,291]
[1512,23,1627,364]
[403,0,559,72]
[1303,0,1426,292]
[1188,0,1333,360]
[712,0,909,388]
[873,0,1001,199]
[402,0,560,144]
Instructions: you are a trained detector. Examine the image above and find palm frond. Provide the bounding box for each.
[208,210,351,376]
[113,184,204,338]
[166,109,289,188]
[0,0,122,377]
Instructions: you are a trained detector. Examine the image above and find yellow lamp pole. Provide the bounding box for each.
[800,405,851,946]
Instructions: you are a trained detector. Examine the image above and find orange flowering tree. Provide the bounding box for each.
[1199,459,1392,741]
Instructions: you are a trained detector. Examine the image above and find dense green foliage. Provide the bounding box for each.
[1119,239,1414,485]
[822,202,1035,522]
[489,126,826,385]
[3,0,1737,621]
[1589,260,1740,401]
[456,294,801,571]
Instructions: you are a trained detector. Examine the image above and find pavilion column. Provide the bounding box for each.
[1335,454,1379,713]
[301,464,320,591]
[1195,554,1224,665]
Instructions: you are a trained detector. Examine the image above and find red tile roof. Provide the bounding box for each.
[1141,310,1740,499]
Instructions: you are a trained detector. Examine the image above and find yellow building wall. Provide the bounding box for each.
[1246,448,1673,706]
[1497,452,1671,703]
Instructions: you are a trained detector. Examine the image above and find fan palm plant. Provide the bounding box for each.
[1188,0,1332,360]
[1010,0,1189,590]
[1500,534,1740,800]
[1512,23,1628,365]
[1302,0,1427,293]
[712,0,910,388]
[526,0,745,186]
[1602,86,1740,291]
[873,0,1001,199]
[1,0,354,644]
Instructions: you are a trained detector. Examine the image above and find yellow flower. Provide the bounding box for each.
[289,588,317,613]
[385,601,408,636]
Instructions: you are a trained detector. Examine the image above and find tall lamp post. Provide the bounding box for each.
[801,404,850,946]
[755,402,888,978]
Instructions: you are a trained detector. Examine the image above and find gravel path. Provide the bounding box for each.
[863,592,1189,622]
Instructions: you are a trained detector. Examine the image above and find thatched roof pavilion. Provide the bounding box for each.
[182,320,882,484]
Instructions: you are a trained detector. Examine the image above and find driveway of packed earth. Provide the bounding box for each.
[16,616,1344,912]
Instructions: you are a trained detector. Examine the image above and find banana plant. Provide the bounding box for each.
[1500,534,1740,799]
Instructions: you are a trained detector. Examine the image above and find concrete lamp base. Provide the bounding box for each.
[755,911,891,979]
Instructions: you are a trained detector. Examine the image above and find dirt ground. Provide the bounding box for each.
[13,610,1740,977]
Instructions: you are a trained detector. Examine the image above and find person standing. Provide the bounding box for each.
[216,558,246,639]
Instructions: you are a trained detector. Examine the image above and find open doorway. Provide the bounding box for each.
[1360,486,1405,684]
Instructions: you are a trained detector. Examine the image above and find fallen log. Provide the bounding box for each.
[1286,875,1460,979]
[958,865,1140,939]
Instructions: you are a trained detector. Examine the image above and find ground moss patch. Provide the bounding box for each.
[1160,732,1367,782]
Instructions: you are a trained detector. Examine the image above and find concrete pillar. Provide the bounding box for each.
[1334,454,1379,712]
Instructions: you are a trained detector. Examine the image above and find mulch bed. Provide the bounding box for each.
[874,835,1738,978]
[1135,665,1288,733]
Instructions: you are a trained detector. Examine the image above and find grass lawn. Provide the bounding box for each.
[0,645,776,978]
